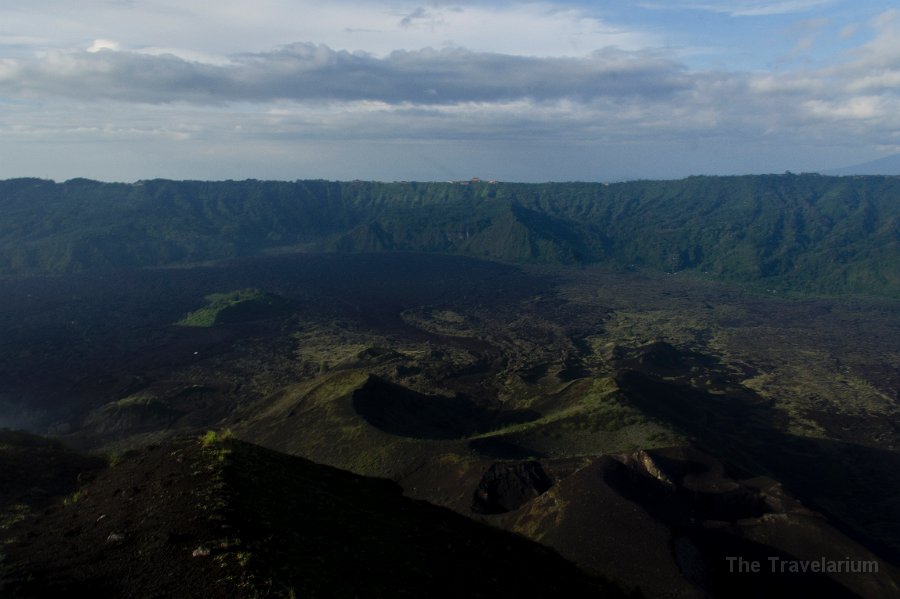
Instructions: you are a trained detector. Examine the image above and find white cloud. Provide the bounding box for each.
[847,71,900,93]
[134,47,234,66]
[86,39,120,53]
[665,0,836,17]
[1,1,899,180]
[748,74,825,94]
[804,96,886,121]
[850,8,900,69]
[0,1,657,59]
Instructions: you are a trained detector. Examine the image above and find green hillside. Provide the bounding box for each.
[1,174,898,296]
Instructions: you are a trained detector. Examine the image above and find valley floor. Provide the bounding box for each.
[2,253,899,597]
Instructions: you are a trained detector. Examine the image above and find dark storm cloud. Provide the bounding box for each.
[0,43,688,105]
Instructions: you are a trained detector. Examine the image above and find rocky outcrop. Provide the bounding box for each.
[472,460,553,514]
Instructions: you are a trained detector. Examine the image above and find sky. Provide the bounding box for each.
[0,0,898,182]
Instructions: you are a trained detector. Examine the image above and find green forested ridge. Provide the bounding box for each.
[1,174,898,296]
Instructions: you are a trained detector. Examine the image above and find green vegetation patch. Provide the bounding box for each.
[177,288,286,327]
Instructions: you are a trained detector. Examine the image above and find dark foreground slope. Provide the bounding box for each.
[0,433,622,599]
[1,174,898,296]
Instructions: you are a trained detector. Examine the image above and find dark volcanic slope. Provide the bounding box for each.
[0,429,106,529]
[613,342,900,566]
[0,435,622,599]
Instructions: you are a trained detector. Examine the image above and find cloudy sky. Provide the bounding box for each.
[0,0,897,182]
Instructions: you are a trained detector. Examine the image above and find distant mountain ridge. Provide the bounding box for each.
[1,174,898,296]
[826,154,900,176]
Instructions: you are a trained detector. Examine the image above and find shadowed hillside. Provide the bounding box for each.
[0,434,622,598]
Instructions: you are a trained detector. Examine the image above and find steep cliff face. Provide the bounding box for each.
[471,460,554,514]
